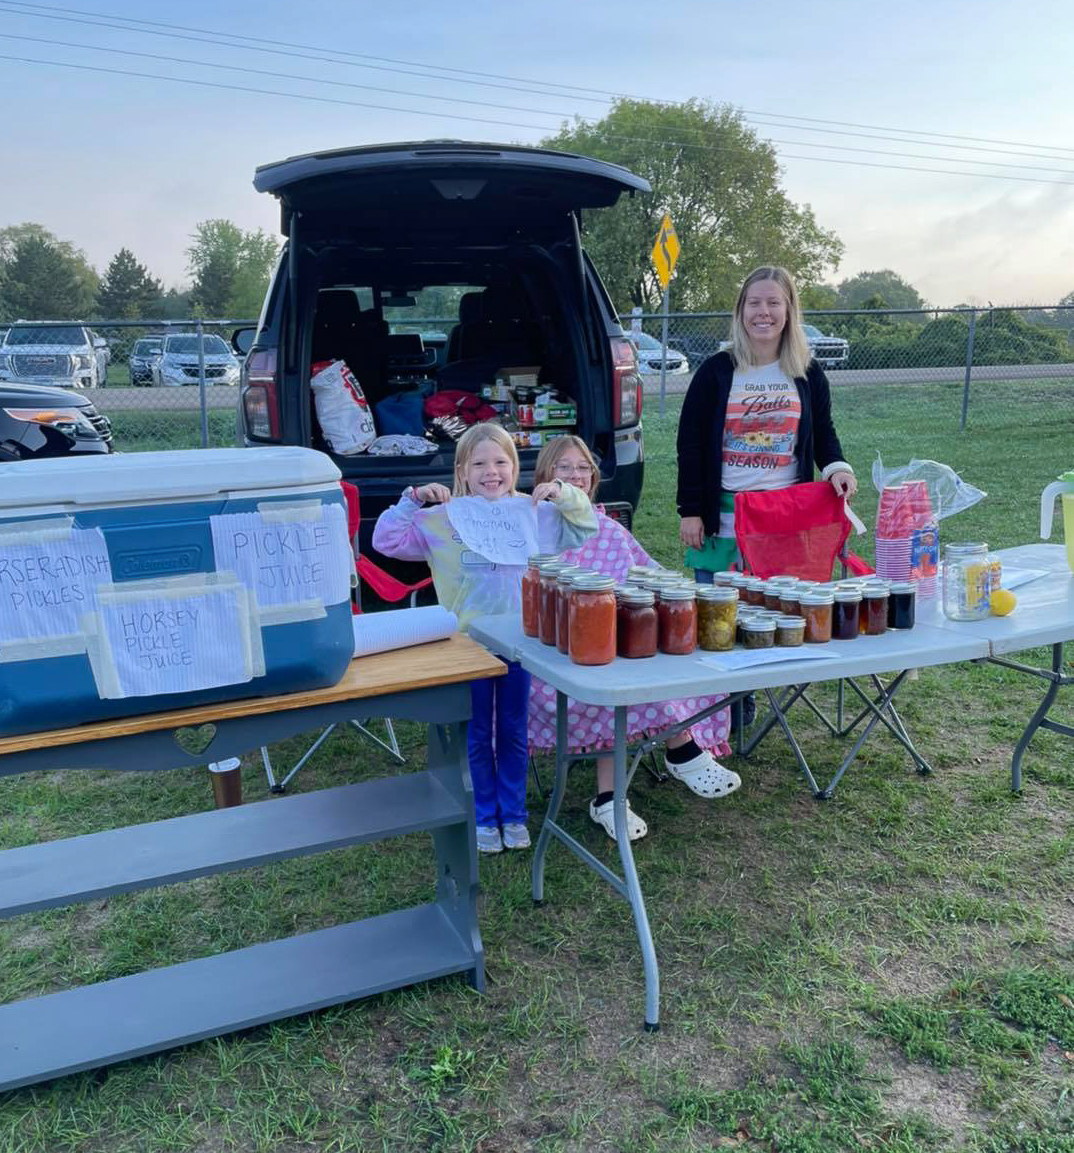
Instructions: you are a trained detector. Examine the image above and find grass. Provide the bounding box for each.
[1,377,1072,1152]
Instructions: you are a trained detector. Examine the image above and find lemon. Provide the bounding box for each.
[989,589,1017,616]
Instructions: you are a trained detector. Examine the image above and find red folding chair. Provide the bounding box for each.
[261,482,434,792]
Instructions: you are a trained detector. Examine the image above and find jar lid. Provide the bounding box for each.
[745,578,767,591]
[728,573,751,587]
[572,574,616,591]
[795,579,819,589]
[697,585,738,601]
[812,582,839,592]
[620,588,656,606]
[659,585,697,600]
[799,591,835,604]
[945,542,988,555]
[767,575,800,586]
[713,570,739,582]
[888,580,918,593]
[537,559,568,575]
[742,617,776,632]
[862,584,890,598]
[834,588,862,602]
[775,615,806,627]
[528,553,560,566]
[626,565,654,577]
[555,564,582,582]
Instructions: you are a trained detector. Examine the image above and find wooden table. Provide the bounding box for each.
[0,633,503,1092]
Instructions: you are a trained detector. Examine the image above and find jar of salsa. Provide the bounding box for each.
[625,565,656,586]
[657,586,698,654]
[888,580,917,630]
[554,566,587,654]
[568,575,618,666]
[617,588,658,658]
[697,586,737,651]
[522,553,558,637]
[834,588,861,640]
[800,591,834,643]
[862,584,889,636]
[538,560,568,646]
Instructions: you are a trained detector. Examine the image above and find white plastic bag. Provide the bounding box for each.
[871,454,986,521]
[309,359,376,455]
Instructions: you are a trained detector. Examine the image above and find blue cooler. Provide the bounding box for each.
[0,447,356,737]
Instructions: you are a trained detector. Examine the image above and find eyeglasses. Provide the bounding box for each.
[554,463,594,477]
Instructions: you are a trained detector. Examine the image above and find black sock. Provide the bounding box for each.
[594,790,614,807]
[665,738,702,765]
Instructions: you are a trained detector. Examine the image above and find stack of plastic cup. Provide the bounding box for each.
[875,482,938,597]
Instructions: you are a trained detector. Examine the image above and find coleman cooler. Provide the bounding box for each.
[0,447,356,737]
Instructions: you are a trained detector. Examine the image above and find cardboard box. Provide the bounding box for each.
[496,365,541,391]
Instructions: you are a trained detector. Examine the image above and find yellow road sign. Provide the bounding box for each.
[651,214,681,291]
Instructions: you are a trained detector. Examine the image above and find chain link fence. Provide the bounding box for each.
[3,306,1072,451]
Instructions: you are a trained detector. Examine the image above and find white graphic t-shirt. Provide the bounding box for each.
[721,362,802,492]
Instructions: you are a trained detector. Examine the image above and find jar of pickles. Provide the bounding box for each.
[942,542,1001,621]
[861,584,889,636]
[568,575,617,665]
[617,588,658,658]
[741,618,776,649]
[775,615,806,647]
[537,560,568,645]
[800,590,835,643]
[554,566,588,654]
[833,588,862,640]
[657,586,698,654]
[888,580,917,630]
[522,553,558,637]
[697,585,737,651]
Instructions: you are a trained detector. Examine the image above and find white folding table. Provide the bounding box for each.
[470,613,990,1029]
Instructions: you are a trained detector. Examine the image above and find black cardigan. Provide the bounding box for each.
[675,351,848,537]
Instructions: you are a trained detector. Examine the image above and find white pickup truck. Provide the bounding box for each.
[0,323,110,389]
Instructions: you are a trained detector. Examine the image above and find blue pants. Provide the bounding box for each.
[468,660,530,827]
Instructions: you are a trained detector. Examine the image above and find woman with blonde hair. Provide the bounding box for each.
[526,435,736,843]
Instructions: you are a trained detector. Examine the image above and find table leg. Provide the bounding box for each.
[613,706,661,1032]
[532,692,569,906]
[1006,643,1073,793]
[208,760,242,808]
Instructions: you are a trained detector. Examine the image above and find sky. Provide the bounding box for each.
[2,0,1073,308]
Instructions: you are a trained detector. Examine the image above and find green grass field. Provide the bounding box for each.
[1,378,1072,1152]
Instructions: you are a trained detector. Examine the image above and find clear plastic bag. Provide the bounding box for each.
[871,455,986,523]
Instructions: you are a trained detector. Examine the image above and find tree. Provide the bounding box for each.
[541,99,843,312]
[0,223,98,320]
[799,283,838,311]
[187,220,279,317]
[836,269,925,312]
[96,248,163,318]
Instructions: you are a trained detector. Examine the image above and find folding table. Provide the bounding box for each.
[470,614,989,1029]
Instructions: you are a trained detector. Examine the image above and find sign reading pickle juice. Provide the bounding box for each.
[97,586,252,698]
[209,504,353,608]
[0,527,111,642]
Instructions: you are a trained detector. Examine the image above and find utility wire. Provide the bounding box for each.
[4,0,1074,160]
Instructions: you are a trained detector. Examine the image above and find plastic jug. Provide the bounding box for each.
[1040,469,1074,571]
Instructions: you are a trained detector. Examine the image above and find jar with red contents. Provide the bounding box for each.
[833,588,862,640]
[555,567,591,654]
[522,553,558,637]
[744,578,767,607]
[657,586,698,654]
[617,588,658,658]
[537,561,568,646]
[861,584,889,636]
[568,575,618,666]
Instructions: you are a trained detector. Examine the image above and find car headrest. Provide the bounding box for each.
[315,291,363,330]
[481,284,529,324]
[457,291,485,325]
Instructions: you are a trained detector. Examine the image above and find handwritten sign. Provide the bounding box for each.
[445,496,539,566]
[0,527,110,643]
[209,504,353,609]
[97,585,252,698]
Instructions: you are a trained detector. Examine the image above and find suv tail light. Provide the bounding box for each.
[611,336,642,428]
[242,348,280,440]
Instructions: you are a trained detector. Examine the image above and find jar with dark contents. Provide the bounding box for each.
[744,578,766,607]
[523,553,558,637]
[888,580,917,630]
[657,586,698,654]
[625,565,654,586]
[834,589,862,640]
[697,586,737,651]
[775,615,806,647]
[568,575,618,666]
[617,588,658,658]
[800,591,834,643]
[862,584,889,636]
[553,566,587,654]
[712,570,738,588]
[741,618,776,649]
[763,582,784,611]
[537,561,567,646]
[728,573,750,601]
[735,609,756,645]
[778,588,802,617]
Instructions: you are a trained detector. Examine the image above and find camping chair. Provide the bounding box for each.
[261,482,433,793]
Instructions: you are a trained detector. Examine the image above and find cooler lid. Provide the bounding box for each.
[0,447,342,511]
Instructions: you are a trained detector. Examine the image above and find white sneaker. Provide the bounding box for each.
[476,825,503,853]
[664,750,741,798]
[502,823,531,850]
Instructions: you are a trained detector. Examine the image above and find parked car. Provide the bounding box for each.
[802,324,849,369]
[0,380,113,461]
[151,333,241,386]
[235,140,651,567]
[627,331,690,375]
[128,336,164,386]
[0,323,110,389]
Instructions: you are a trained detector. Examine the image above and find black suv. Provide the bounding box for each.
[0,381,113,461]
[236,140,650,568]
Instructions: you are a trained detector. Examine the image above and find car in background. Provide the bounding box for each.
[802,323,849,369]
[627,330,690,375]
[151,333,241,386]
[128,336,164,386]
[0,380,113,461]
[0,323,110,389]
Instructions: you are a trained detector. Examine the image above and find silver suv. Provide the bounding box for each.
[0,323,110,389]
